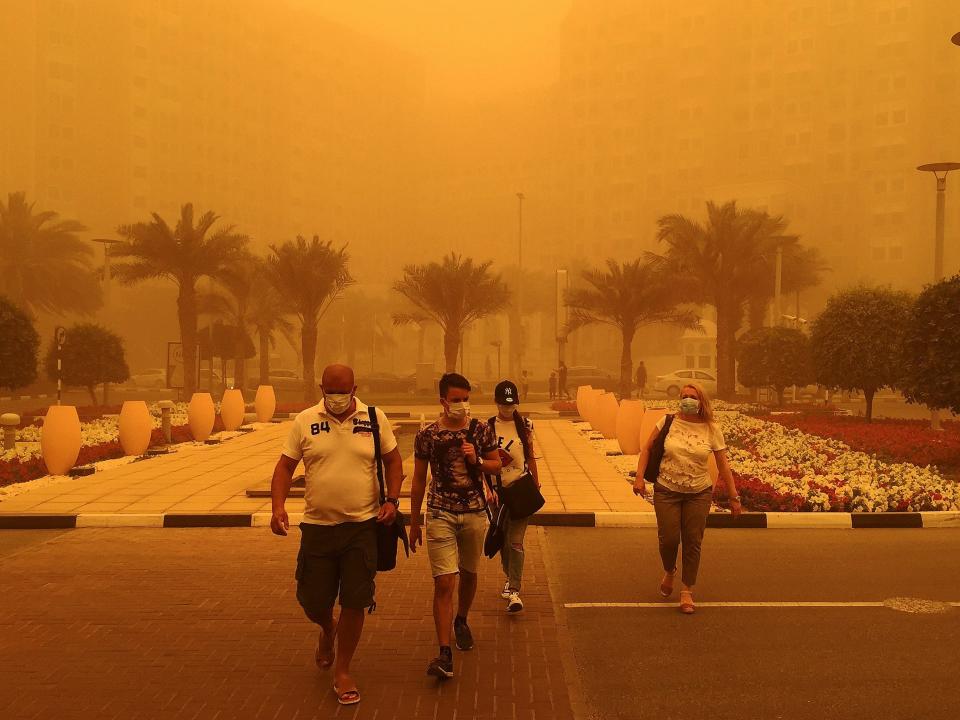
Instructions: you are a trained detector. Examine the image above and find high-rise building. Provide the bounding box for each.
[553,0,960,304]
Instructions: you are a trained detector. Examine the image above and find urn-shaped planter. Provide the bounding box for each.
[254,385,276,423]
[595,392,620,439]
[40,405,82,476]
[118,400,152,456]
[575,385,594,419]
[220,388,245,431]
[615,400,646,455]
[188,392,216,442]
[638,408,669,455]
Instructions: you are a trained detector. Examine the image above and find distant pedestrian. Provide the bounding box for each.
[632,382,741,614]
[487,380,540,613]
[548,371,558,400]
[409,373,501,680]
[520,370,530,400]
[270,364,403,706]
[558,361,569,399]
[635,361,648,399]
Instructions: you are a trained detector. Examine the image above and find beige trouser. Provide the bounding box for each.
[653,485,713,587]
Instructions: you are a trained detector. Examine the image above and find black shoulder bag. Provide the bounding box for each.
[643,414,675,484]
[465,418,507,559]
[369,406,409,572]
[488,414,545,518]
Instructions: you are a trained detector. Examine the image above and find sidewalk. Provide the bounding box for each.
[0,526,576,720]
[0,419,651,519]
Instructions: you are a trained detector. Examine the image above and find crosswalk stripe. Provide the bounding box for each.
[564,601,960,608]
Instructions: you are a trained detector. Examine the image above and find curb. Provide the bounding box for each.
[1,511,959,530]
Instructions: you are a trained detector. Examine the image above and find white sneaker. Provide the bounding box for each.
[507,591,524,613]
[500,581,511,600]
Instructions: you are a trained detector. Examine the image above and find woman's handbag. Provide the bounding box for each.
[483,503,508,559]
[643,414,675,484]
[369,407,409,572]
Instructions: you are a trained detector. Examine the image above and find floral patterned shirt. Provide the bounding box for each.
[415,419,497,512]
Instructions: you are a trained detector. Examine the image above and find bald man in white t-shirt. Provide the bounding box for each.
[270,364,402,706]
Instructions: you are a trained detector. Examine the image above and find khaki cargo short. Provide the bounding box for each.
[425,508,487,577]
[295,518,377,612]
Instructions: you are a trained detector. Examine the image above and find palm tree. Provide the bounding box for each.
[0,191,101,316]
[746,243,829,330]
[197,252,262,390]
[654,200,789,399]
[265,236,353,403]
[565,258,699,398]
[247,274,295,388]
[393,253,510,373]
[112,203,250,397]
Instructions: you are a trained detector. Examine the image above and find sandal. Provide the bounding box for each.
[659,568,677,598]
[315,624,336,670]
[679,590,695,615]
[333,685,361,706]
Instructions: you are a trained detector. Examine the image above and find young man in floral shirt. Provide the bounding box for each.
[409,373,501,680]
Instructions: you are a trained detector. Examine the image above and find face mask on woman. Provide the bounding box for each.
[497,403,516,419]
[679,397,701,415]
[446,400,471,419]
[324,392,353,415]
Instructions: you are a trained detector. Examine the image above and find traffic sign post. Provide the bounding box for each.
[54,327,66,405]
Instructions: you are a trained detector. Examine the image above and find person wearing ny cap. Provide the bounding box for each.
[487,379,540,613]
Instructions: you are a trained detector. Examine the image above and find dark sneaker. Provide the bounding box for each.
[427,654,454,679]
[453,618,474,651]
[507,591,524,613]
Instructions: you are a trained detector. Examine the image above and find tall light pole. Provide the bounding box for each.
[770,235,796,326]
[516,192,525,376]
[91,238,122,305]
[916,162,960,429]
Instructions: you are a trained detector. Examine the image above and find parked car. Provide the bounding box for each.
[652,369,718,398]
[127,368,167,388]
[566,365,618,392]
[246,369,302,392]
[358,372,416,394]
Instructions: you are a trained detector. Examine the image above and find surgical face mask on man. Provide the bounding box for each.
[679,397,701,415]
[497,403,517,419]
[323,392,353,415]
[445,400,471,420]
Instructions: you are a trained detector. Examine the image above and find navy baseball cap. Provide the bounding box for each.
[495,380,520,405]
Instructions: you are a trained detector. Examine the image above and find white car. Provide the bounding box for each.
[653,369,718,398]
[128,368,167,388]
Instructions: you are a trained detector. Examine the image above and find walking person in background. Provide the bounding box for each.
[487,380,539,613]
[270,364,403,706]
[635,360,648,399]
[631,382,741,614]
[558,361,569,399]
[520,370,530,400]
[409,373,501,680]
[548,371,558,401]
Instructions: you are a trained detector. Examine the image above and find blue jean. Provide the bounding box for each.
[499,511,530,592]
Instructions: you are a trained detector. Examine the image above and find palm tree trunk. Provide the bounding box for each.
[178,283,199,397]
[748,297,768,330]
[235,357,246,391]
[619,326,636,400]
[302,315,319,404]
[87,385,98,407]
[259,330,270,386]
[864,387,875,422]
[715,300,738,400]
[443,326,460,373]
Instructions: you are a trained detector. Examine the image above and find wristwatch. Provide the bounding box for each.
[730,495,741,503]
[385,497,399,507]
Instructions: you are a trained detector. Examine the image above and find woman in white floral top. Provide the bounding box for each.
[633,382,741,613]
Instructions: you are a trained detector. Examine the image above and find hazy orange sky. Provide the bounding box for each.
[301,0,573,100]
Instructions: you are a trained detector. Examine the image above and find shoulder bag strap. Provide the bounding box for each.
[368,406,386,503]
[487,416,504,491]
[466,418,492,518]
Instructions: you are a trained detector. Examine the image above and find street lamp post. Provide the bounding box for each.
[91,238,122,305]
[916,162,960,430]
[516,192,525,377]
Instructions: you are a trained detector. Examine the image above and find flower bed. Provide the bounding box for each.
[0,402,222,488]
[759,414,960,474]
[581,412,960,512]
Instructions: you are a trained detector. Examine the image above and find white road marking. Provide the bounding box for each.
[565,601,960,609]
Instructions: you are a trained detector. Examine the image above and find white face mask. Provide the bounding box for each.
[324,392,353,415]
[497,403,516,418]
[446,400,470,419]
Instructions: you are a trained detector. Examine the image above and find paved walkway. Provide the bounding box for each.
[0,419,651,517]
[0,526,575,720]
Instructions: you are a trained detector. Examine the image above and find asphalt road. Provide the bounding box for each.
[542,528,960,720]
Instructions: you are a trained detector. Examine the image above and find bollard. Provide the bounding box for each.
[157,400,174,444]
[1,413,20,451]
